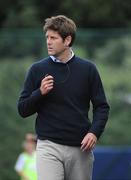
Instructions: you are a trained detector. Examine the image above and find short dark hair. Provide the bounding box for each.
[43,15,76,46]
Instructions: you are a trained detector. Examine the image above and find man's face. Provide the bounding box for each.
[45,29,68,58]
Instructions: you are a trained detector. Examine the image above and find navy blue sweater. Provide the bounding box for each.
[18,56,109,146]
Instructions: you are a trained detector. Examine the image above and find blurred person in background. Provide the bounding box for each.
[18,15,110,180]
[14,133,37,180]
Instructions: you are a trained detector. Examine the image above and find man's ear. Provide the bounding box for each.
[64,36,72,47]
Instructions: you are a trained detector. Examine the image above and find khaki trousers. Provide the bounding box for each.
[36,140,94,180]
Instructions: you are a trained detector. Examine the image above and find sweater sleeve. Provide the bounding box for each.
[18,65,43,118]
[88,64,110,139]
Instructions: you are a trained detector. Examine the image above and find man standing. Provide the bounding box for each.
[18,15,110,180]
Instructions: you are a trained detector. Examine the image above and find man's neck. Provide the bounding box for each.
[53,48,74,63]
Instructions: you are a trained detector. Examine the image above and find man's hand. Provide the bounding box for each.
[81,133,97,151]
[40,75,54,95]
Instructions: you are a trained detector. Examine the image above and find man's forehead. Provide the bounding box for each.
[46,29,59,36]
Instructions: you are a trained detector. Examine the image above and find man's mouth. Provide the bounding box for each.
[48,47,53,50]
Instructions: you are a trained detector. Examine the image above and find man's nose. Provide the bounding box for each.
[47,38,52,45]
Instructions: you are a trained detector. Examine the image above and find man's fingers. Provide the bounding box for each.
[81,133,97,151]
[81,140,95,151]
[44,75,54,80]
[40,75,54,95]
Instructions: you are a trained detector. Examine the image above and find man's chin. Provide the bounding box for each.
[48,51,55,56]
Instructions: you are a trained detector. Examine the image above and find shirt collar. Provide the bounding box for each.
[50,49,74,63]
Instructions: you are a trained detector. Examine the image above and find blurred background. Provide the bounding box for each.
[0,0,131,179]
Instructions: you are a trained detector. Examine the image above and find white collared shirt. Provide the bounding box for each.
[50,49,74,63]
